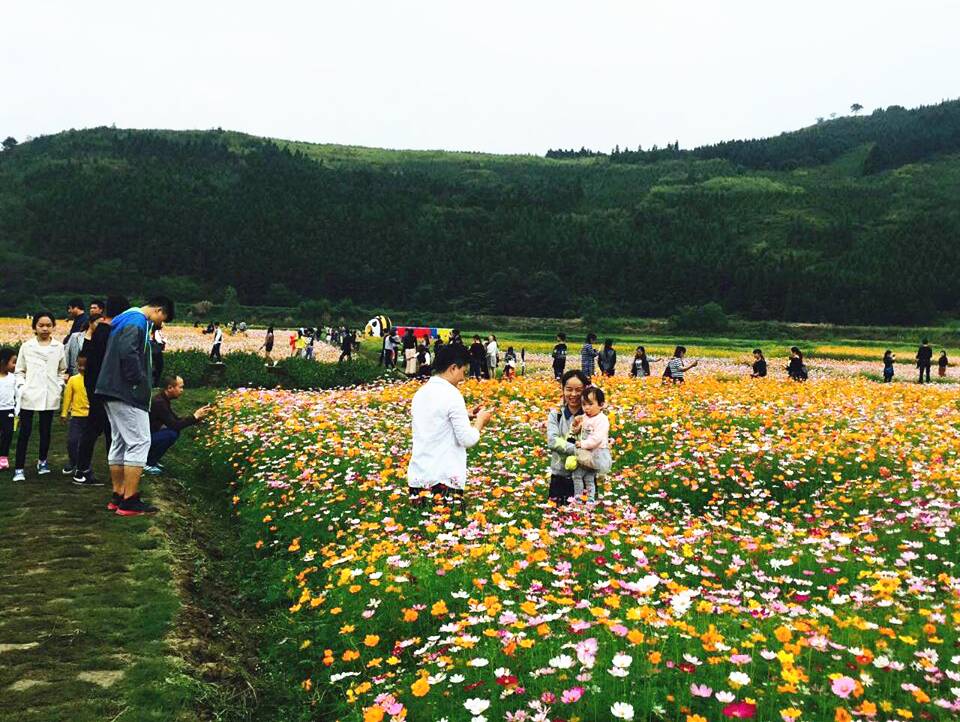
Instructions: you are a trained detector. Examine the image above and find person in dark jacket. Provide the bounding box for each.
[73,295,128,487]
[598,339,617,377]
[468,335,486,380]
[937,350,948,378]
[751,349,767,378]
[916,339,933,383]
[65,298,88,340]
[630,346,657,377]
[95,296,174,516]
[883,350,896,382]
[787,346,807,381]
[552,333,568,380]
[143,375,212,474]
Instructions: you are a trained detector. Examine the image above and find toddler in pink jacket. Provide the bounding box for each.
[568,386,612,501]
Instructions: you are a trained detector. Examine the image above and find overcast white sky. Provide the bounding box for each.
[4,1,958,155]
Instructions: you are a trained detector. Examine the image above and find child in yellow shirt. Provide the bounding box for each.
[61,355,90,475]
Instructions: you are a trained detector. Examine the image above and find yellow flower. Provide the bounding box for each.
[363,634,379,647]
[363,707,385,722]
[411,676,430,697]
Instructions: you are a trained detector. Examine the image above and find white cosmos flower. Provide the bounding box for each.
[464,698,491,715]
[729,671,751,686]
[450,674,465,683]
[549,654,574,669]
[468,657,489,667]
[716,690,736,703]
[494,667,512,678]
[611,701,635,720]
[612,653,633,668]
[608,667,630,677]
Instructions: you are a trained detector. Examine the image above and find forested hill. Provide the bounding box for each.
[2,98,960,324]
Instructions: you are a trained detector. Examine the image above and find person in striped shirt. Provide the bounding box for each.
[580,334,599,377]
[664,345,698,383]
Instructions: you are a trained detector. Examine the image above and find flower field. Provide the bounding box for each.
[0,317,343,361]
[201,374,960,722]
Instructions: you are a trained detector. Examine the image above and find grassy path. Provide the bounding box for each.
[0,390,258,722]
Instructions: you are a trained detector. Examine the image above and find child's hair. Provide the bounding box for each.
[604,339,614,350]
[582,385,605,406]
[32,311,56,329]
[76,353,87,369]
[557,333,566,341]
[673,345,686,357]
[753,348,763,356]
[0,347,16,368]
[586,333,597,343]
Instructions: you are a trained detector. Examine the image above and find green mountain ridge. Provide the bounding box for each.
[2,98,959,324]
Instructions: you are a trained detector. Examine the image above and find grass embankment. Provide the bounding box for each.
[0,389,269,722]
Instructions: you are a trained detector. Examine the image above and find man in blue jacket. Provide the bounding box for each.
[95,296,175,516]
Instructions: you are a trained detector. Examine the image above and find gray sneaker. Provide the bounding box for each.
[143,465,162,475]
[12,469,26,482]
[37,460,51,475]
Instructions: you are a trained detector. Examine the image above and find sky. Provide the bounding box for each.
[4,0,959,155]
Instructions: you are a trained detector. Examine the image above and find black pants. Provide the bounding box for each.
[918,362,931,383]
[338,350,351,363]
[548,473,574,506]
[0,410,14,456]
[67,417,88,467]
[553,361,565,381]
[210,343,222,362]
[77,396,111,473]
[469,360,483,379]
[152,351,164,387]
[15,409,54,469]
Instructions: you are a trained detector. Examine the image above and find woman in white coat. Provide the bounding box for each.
[13,312,67,481]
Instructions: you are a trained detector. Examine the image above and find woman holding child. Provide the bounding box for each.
[545,369,588,505]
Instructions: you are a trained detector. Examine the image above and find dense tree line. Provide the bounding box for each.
[1,109,959,324]
[558,100,960,173]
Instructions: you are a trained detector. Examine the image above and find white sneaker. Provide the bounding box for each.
[12,469,26,482]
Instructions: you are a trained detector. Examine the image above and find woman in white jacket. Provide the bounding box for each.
[13,312,67,481]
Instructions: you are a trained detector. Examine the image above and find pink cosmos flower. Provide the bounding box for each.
[561,686,584,704]
[831,675,857,698]
[730,654,752,665]
[575,638,598,668]
[690,683,713,697]
[722,701,757,718]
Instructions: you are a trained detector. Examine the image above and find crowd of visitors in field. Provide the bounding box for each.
[403,330,952,509]
[1,297,211,515]
[1,298,952,514]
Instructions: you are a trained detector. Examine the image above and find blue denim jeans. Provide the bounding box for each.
[147,428,179,466]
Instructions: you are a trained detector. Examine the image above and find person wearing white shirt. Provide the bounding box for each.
[485,335,499,379]
[210,322,224,363]
[407,344,493,504]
